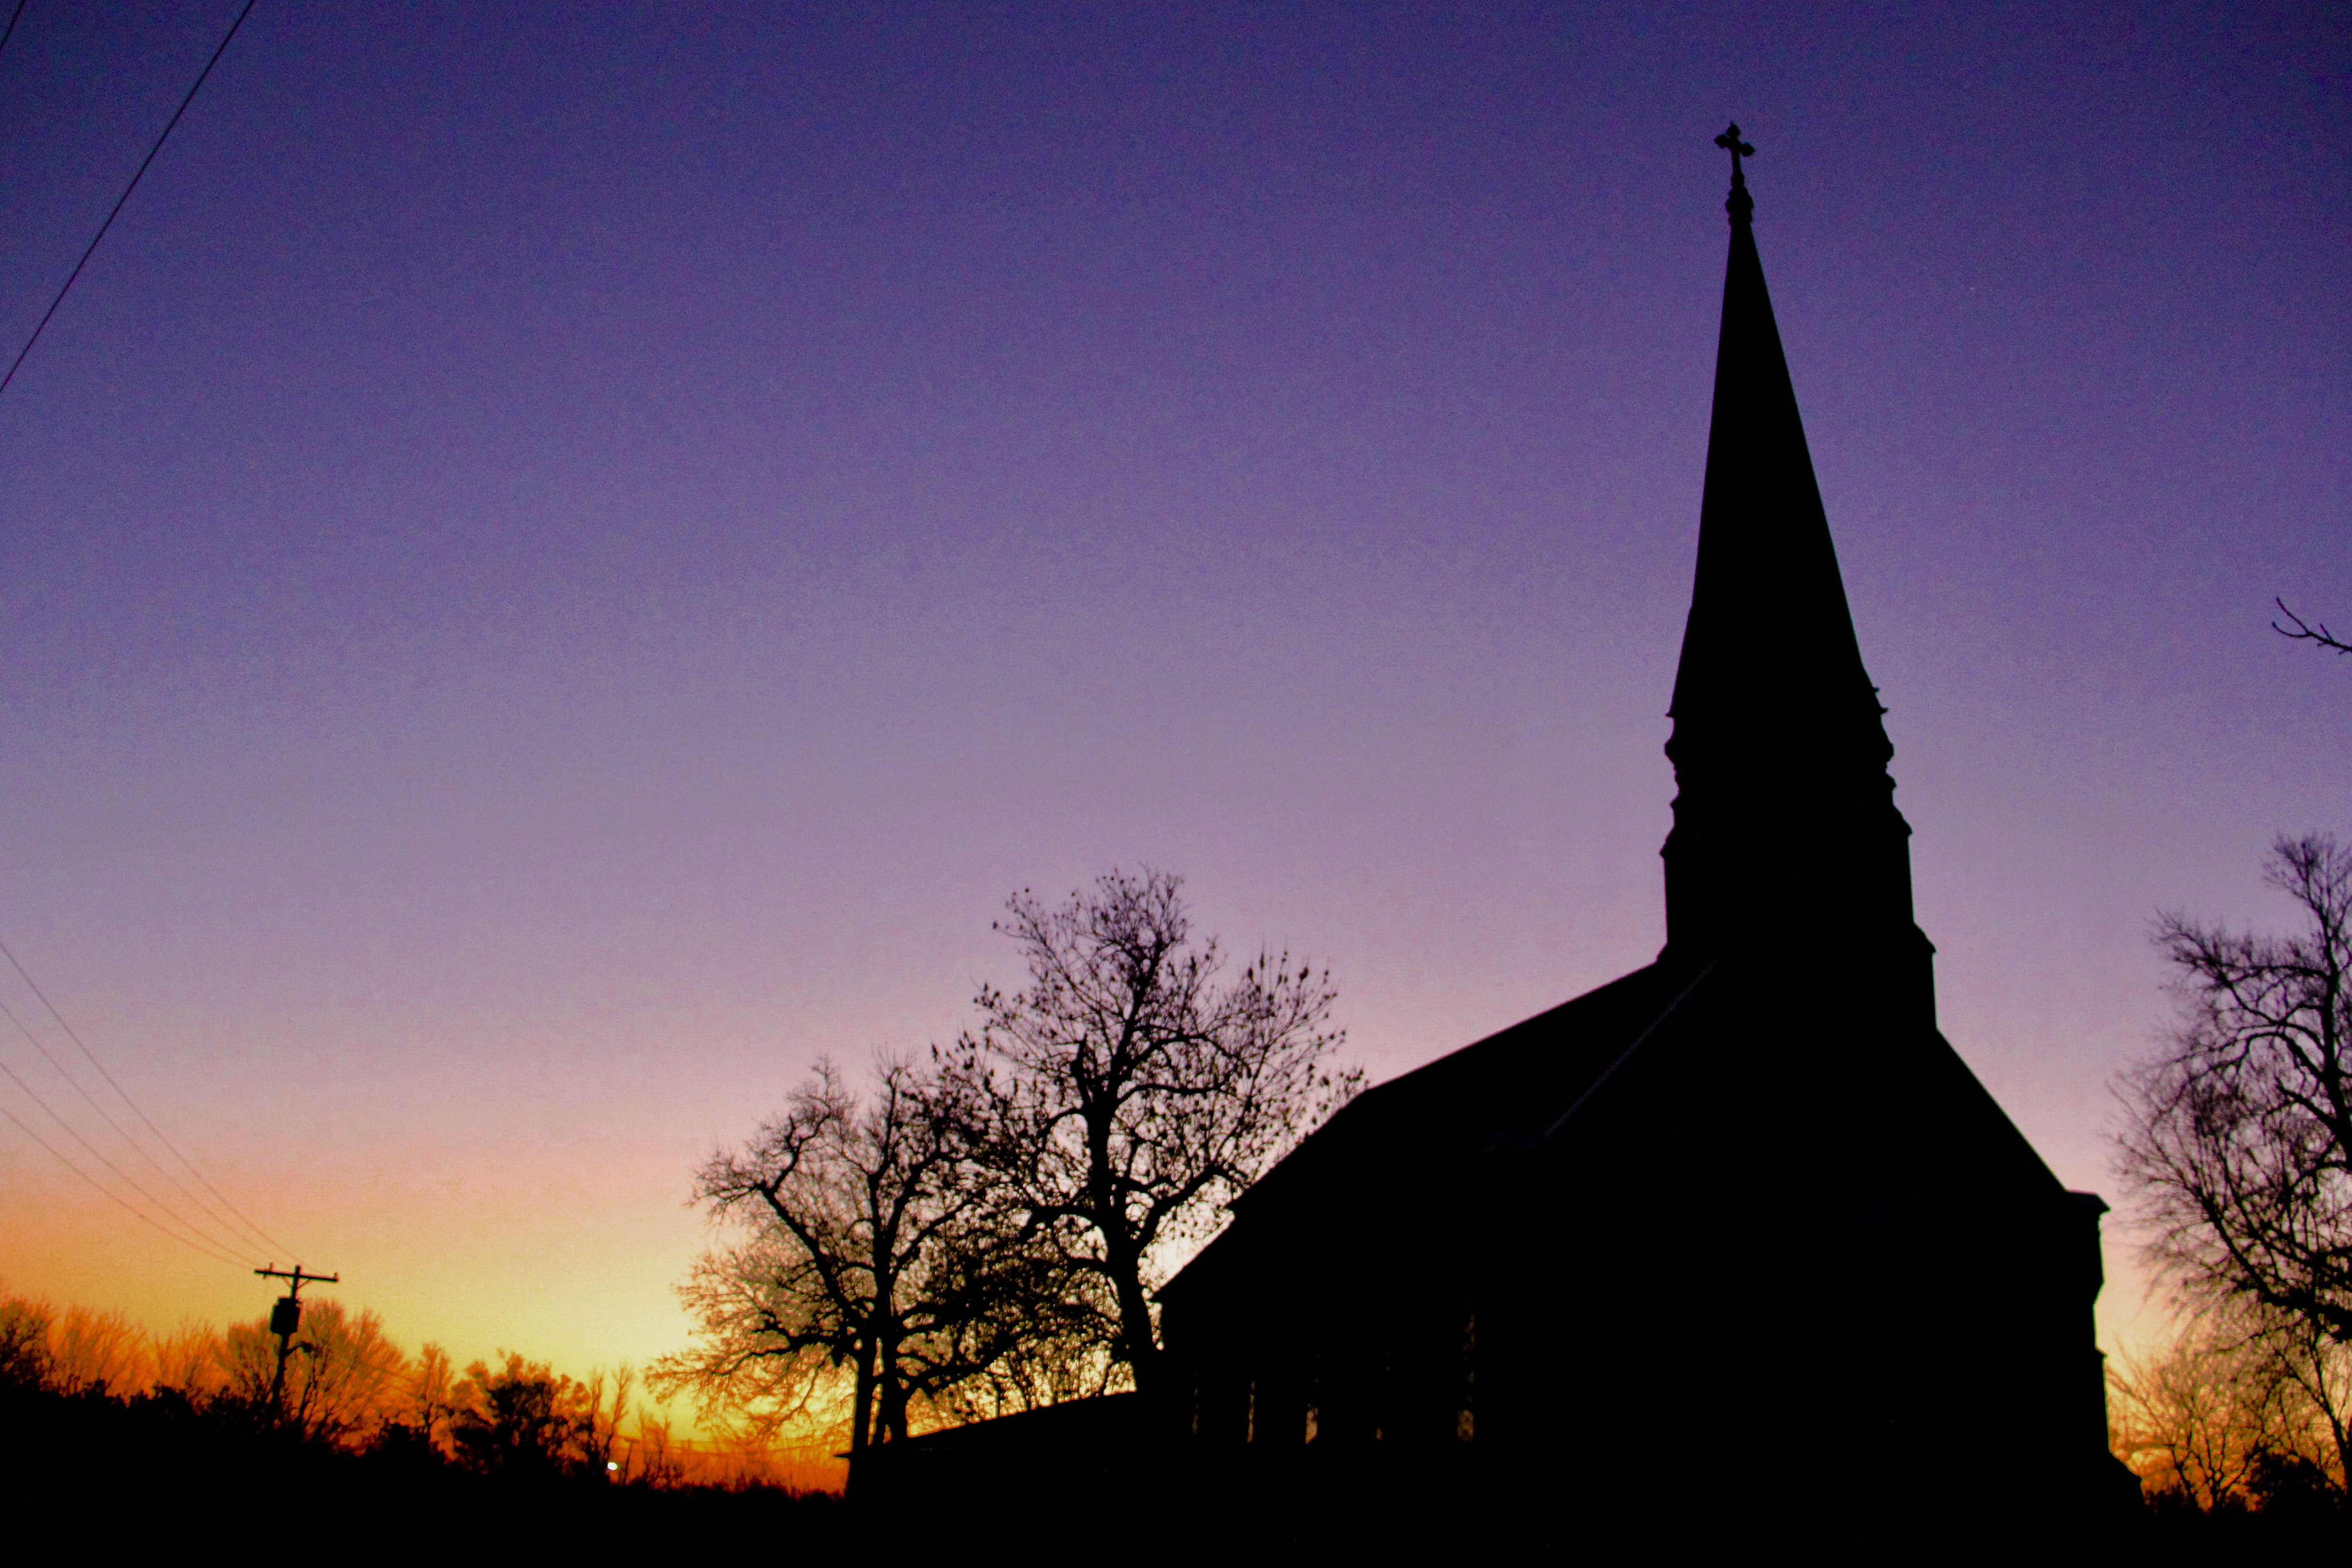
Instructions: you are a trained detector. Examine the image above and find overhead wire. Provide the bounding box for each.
[0,938,292,1257]
[0,1106,248,1268]
[0,0,260,396]
[0,1058,257,1264]
[0,989,278,1257]
[0,0,296,1278]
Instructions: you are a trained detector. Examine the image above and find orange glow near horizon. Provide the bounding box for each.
[1,1142,715,1426]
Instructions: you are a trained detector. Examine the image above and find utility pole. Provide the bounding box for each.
[254,1263,339,1422]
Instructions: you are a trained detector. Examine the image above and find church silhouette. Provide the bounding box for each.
[1154,131,2125,1524]
[861,134,2132,1530]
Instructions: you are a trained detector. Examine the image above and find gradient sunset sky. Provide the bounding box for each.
[0,2,2344,1387]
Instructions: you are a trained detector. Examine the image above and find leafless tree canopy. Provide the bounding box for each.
[944,867,1358,1393]
[219,1299,406,1443]
[656,1055,1099,1458]
[2110,1310,2349,1510]
[2118,834,2352,1358]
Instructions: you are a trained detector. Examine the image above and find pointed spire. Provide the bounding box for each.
[1659,131,1932,1010]
[1670,129,1872,731]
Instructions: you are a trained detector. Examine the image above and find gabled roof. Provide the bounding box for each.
[1162,961,1697,1300]
[1244,960,1682,1206]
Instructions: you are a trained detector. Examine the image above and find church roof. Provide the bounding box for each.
[1160,960,1694,1300]
[1228,960,1688,1217]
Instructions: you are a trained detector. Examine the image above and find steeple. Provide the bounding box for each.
[1659,129,1932,1013]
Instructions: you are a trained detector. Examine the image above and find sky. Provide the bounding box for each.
[0,1,2344,1393]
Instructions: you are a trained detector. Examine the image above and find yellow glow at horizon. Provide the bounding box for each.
[0,1137,719,1432]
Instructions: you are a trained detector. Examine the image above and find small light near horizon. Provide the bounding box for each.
[606,1460,619,1472]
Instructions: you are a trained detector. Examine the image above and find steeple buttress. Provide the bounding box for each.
[1659,129,1932,1013]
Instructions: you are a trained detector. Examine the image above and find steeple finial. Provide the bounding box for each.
[1715,123,1755,225]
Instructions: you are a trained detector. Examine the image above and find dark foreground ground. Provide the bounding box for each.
[4,1381,2339,1560]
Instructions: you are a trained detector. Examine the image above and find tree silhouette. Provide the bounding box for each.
[2119,833,2352,1501]
[943,867,1357,1398]
[2110,1318,2294,1511]
[395,1342,464,1453]
[659,1054,1087,1467]
[447,1352,627,1480]
[220,1298,404,1444]
[2109,1306,2350,1510]
[0,1299,49,1391]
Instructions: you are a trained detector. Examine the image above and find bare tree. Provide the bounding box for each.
[656,1053,1070,1465]
[2109,1309,2349,1510]
[151,1322,230,1401]
[2275,600,2351,657]
[2262,1306,2352,1492]
[2118,834,2352,1356]
[575,1362,636,1474]
[944,867,1357,1397]
[2110,1318,2294,1510]
[46,1305,147,1396]
[400,1342,464,1453]
[0,1297,50,1389]
[219,1299,406,1444]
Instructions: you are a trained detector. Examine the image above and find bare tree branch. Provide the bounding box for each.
[2275,599,2351,657]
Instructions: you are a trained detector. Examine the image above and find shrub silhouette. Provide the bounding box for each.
[450,1353,606,1481]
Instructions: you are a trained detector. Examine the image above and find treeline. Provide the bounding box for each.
[0,1285,851,1547]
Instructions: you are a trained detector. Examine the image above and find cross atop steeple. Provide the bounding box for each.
[1715,123,1756,224]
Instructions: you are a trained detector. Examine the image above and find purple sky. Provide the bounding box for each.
[0,2,2344,1377]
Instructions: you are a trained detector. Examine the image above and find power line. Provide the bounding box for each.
[0,0,259,396]
[0,937,291,1257]
[0,1059,256,1265]
[0,0,288,1275]
[0,990,276,1257]
[0,1105,248,1268]
[0,941,291,1254]
[0,1054,256,1259]
[0,1,30,65]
